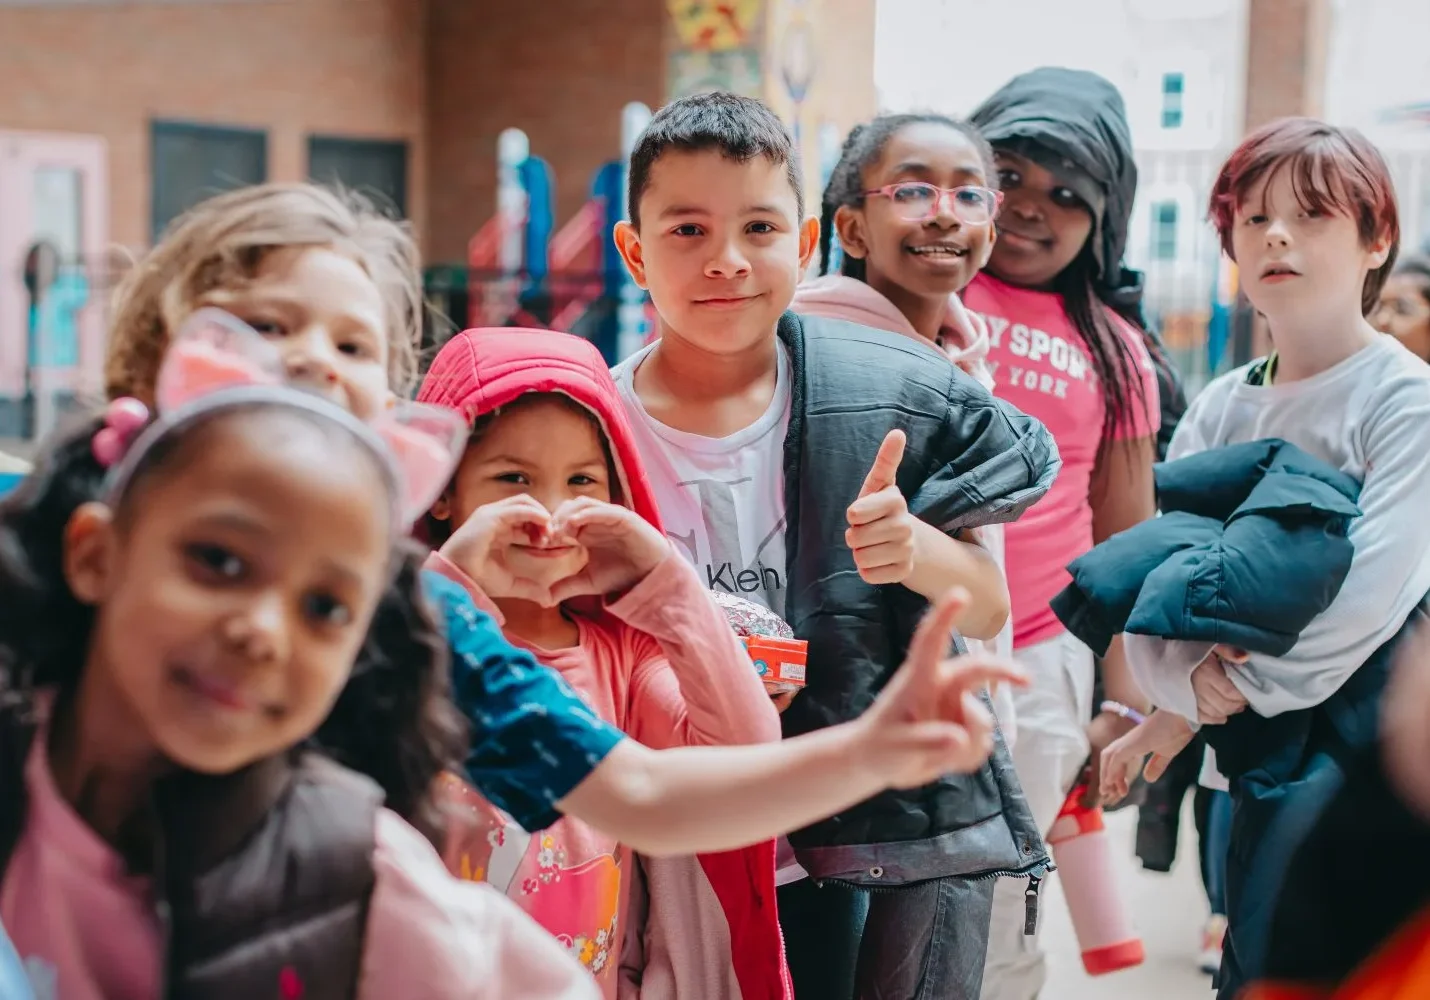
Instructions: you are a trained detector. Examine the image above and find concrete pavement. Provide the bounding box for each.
[1040,804,1215,1000]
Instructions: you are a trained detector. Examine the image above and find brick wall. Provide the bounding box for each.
[0,0,428,251]
[424,0,666,263]
[1241,0,1330,356]
[1243,0,1329,129]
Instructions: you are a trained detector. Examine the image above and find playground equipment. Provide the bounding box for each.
[433,104,653,364]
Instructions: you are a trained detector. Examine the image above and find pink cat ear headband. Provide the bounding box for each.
[95,308,467,530]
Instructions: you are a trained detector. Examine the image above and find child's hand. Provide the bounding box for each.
[547,498,669,604]
[768,688,798,713]
[1191,646,1250,724]
[846,430,918,586]
[854,588,1028,788]
[1099,709,1195,803]
[439,495,563,604]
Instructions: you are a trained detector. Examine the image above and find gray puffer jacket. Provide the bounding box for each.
[776,311,1057,890]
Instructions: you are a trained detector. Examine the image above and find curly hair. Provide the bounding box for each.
[0,407,464,834]
[817,112,995,281]
[104,183,423,405]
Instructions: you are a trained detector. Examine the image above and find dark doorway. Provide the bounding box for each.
[151,120,268,240]
[308,137,409,218]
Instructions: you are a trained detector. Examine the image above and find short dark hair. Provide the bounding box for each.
[1209,117,1401,315]
[627,92,804,228]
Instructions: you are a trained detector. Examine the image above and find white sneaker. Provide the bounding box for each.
[1199,915,1227,975]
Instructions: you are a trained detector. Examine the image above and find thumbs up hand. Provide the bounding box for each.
[846,429,919,586]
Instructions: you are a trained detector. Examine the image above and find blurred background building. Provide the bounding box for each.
[877,0,1430,389]
[1,0,1427,440]
[0,0,876,439]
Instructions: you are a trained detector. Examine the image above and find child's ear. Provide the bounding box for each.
[798,215,821,273]
[613,222,648,289]
[833,205,868,261]
[1367,231,1395,271]
[63,502,118,606]
[430,494,452,522]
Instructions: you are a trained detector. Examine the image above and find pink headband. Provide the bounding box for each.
[95,308,466,530]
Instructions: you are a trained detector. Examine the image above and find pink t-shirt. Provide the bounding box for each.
[2,708,598,1000]
[432,550,781,1000]
[963,272,1160,649]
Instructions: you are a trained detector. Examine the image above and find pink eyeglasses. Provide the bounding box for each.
[862,182,1004,225]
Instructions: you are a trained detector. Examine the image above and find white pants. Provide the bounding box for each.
[980,630,1095,1000]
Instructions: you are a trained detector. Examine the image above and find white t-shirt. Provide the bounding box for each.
[1126,335,1430,722]
[613,343,808,885]
[611,344,791,618]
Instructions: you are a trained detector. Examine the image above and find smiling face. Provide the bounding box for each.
[986,149,1095,289]
[835,122,998,306]
[1230,166,1391,325]
[66,408,393,775]
[444,395,616,592]
[614,149,819,357]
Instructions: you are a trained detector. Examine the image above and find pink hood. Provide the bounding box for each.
[791,275,995,390]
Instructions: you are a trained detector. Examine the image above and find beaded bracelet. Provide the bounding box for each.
[1100,700,1148,726]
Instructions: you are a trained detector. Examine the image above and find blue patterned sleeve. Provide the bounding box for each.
[421,571,625,831]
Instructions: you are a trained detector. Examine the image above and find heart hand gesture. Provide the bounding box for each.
[546,498,670,605]
[438,494,568,605]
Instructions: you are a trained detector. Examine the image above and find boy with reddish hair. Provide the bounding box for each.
[1100,118,1430,998]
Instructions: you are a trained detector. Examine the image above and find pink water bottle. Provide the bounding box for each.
[1047,784,1145,976]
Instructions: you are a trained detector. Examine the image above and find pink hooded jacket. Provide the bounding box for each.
[792,275,997,390]
[419,328,791,1000]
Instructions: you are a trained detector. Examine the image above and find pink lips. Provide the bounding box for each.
[997,229,1049,250]
[694,294,761,310]
[513,543,578,560]
[175,666,252,712]
[1261,267,1300,283]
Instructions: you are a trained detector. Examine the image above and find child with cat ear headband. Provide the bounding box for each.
[0,315,601,999]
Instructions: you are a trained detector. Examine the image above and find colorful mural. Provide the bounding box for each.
[665,0,763,51]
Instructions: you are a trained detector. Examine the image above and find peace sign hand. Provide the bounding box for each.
[846,429,918,586]
[854,588,1028,789]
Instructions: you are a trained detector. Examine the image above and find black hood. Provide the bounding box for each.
[971,67,1144,318]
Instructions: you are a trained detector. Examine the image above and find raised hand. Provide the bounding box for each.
[546,497,670,605]
[846,429,918,586]
[438,494,564,605]
[854,588,1028,789]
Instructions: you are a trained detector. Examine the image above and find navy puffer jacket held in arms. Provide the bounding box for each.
[1051,438,1361,661]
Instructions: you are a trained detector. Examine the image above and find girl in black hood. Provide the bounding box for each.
[963,67,1185,1000]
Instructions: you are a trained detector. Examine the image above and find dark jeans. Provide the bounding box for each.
[1202,789,1232,916]
[779,875,998,1000]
